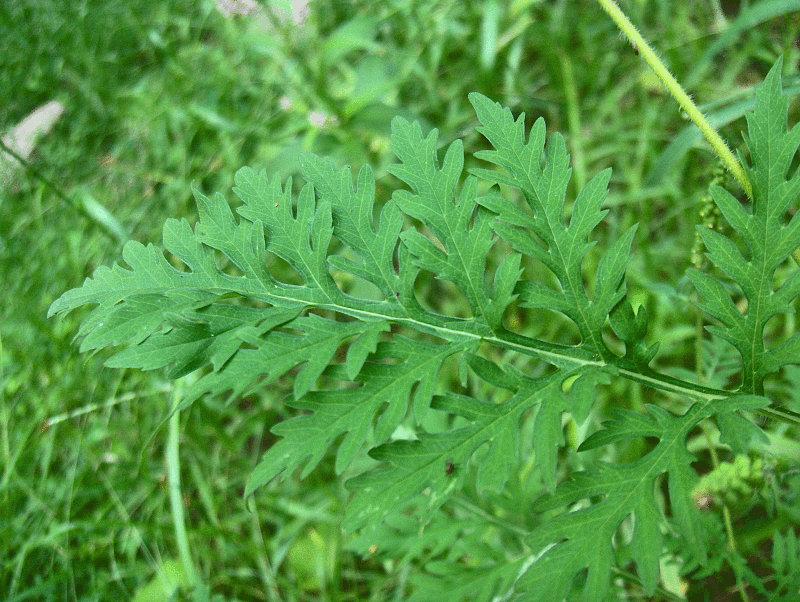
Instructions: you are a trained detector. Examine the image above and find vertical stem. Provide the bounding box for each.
[167,378,197,587]
[559,54,587,193]
[696,311,747,601]
[0,333,9,489]
[595,0,752,200]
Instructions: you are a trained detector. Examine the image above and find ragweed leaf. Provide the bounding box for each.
[49,57,795,601]
[689,58,800,394]
[516,395,768,602]
[388,117,513,332]
[343,365,603,532]
[245,337,475,495]
[469,92,637,360]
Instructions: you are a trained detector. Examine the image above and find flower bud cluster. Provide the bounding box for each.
[692,455,767,510]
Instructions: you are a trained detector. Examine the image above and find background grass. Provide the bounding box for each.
[2,0,799,600]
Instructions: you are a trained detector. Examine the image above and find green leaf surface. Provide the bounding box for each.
[469,92,635,360]
[688,59,800,394]
[245,337,474,495]
[519,396,765,602]
[48,60,795,600]
[343,364,600,532]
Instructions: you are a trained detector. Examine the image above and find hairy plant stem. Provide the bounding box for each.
[595,0,753,200]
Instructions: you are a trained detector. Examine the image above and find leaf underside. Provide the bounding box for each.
[49,59,797,601]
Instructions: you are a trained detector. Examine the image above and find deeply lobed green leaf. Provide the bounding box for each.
[689,58,800,394]
[49,60,796,599]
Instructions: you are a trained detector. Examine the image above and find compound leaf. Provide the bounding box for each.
[48,60,794,601]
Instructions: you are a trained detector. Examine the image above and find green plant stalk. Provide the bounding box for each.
[451,494,529,537]
[694,306,742,566]
[595,0,753,200]
[559,54,587,192]
[703,426,740,551]
[167,378,197,588]
[0,333,8,489]
[0,138,127,242]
